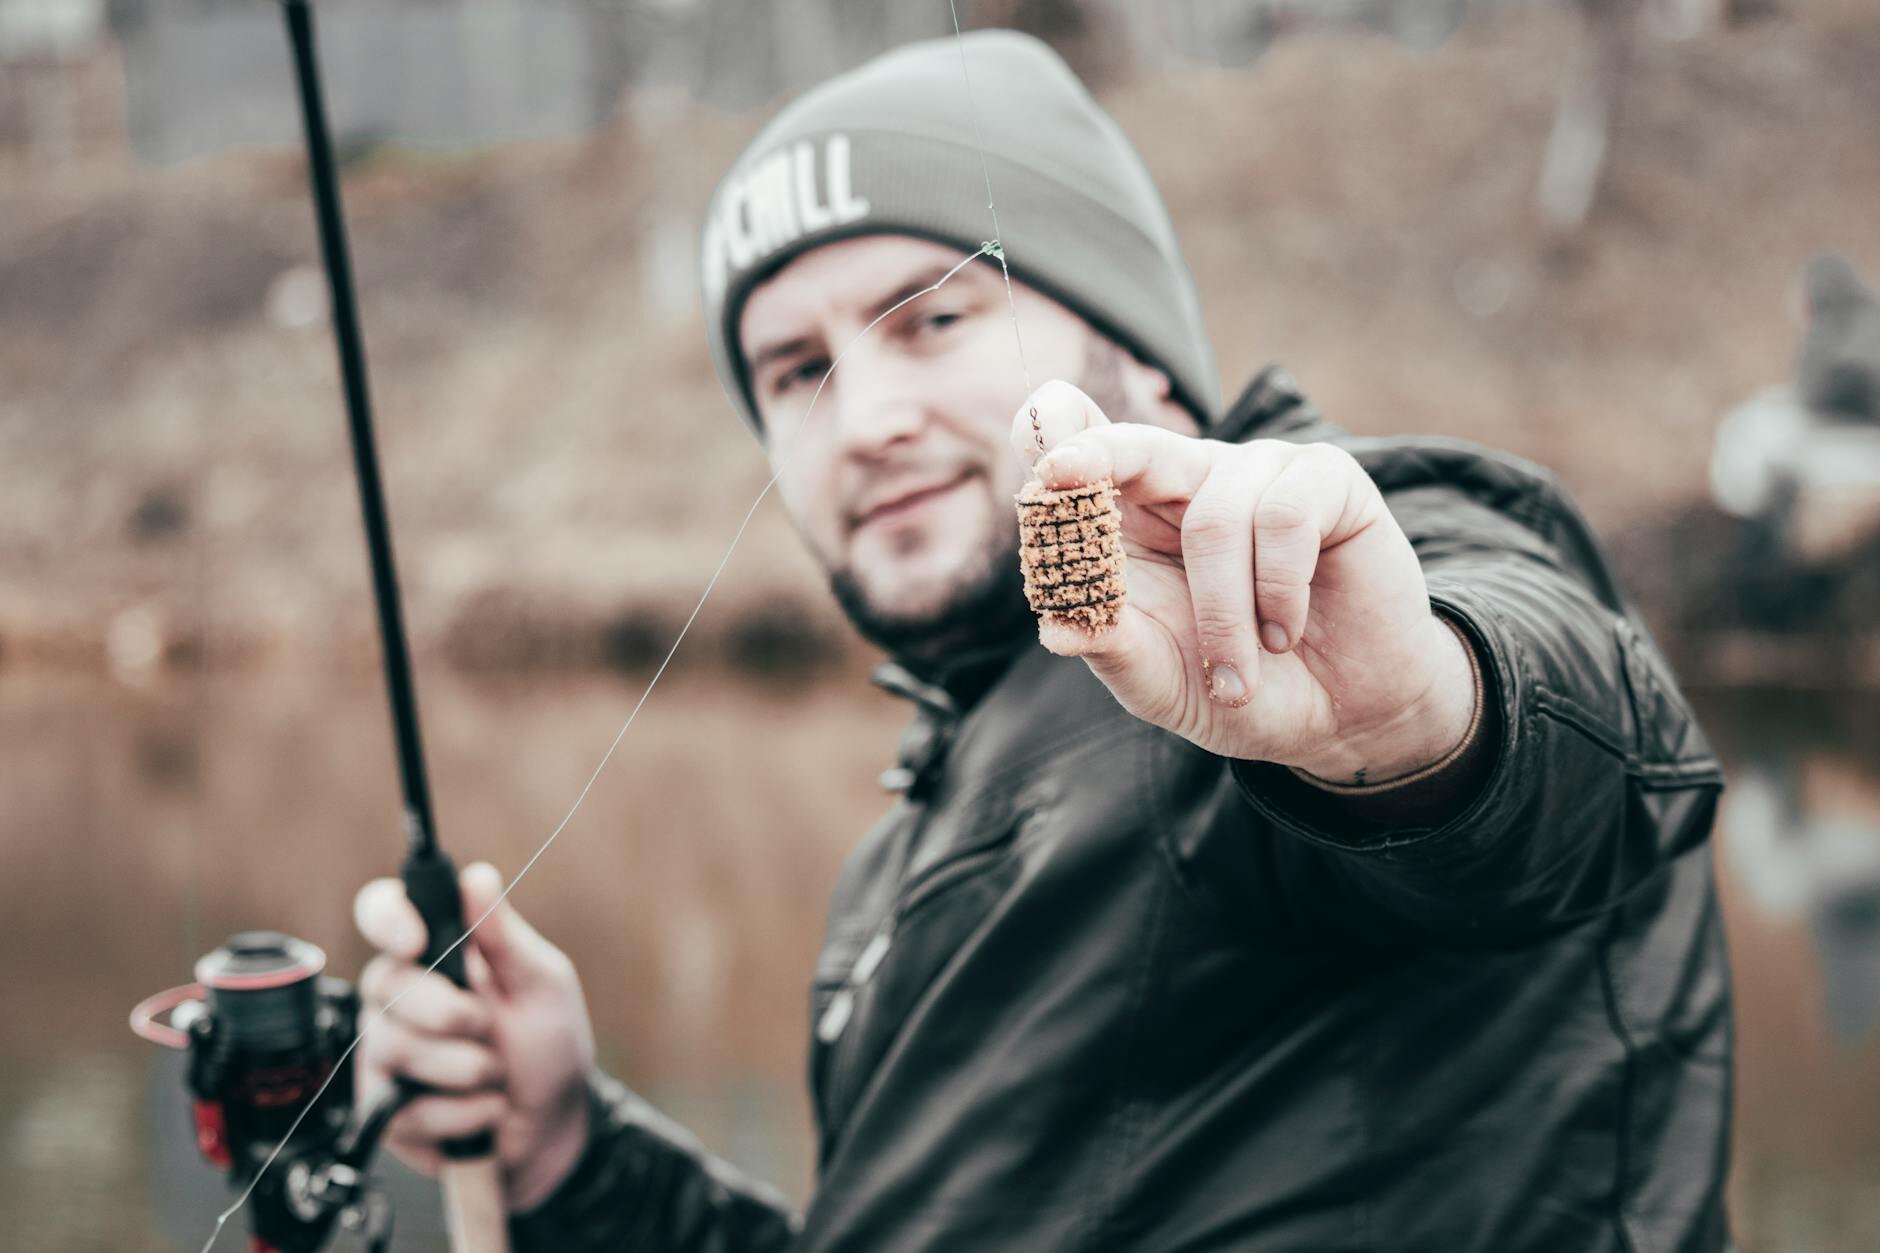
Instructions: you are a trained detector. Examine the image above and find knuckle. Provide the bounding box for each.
[418,1044,473,1090]
[407,984,441,1021]
[1192,597,1247,633]
[1254,565,1307,595]
[447,1000,487,1038]
[438,1048,478,1088]
[367,1024,412,1076]
[1301,440,1355,471]
[359,960,408,1011]
[477,1051,507,1088]
[388,977,436,1024]
[452,1051,496,1092]
[401,984,446,1028]
[1190,588,1255,644]
[1253,493,1313,537]
[1305,441,1370,494]
[1194,618,1253,655]
[1181,500,1246,551]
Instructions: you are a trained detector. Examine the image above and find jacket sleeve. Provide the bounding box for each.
[1227,434,1726,945]
[507,1070,799,1253]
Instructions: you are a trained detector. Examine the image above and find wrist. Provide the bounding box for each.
[1289,614,1478,787]
[504,1076,595,1214]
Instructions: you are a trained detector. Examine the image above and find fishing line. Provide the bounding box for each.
[196,242,995,1251]
[200,10,1038,1243]
[948,0,1034,398]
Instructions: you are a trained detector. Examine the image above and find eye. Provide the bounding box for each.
[917,310,963,334]
[775,358,830,394]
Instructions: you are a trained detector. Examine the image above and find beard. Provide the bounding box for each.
[828,518,1032,667]
[825,330,1143,668]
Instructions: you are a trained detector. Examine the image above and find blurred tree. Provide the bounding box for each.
[969,0,1129,84]
[1798,254,1880,425]
[1538,0,1641,232]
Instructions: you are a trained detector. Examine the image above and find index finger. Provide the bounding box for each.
[354,876,427,960]
[1036,422,1215,506]
[1018,377,1215,502]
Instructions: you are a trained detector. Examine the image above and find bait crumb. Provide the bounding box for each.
[1016,478,1125,633]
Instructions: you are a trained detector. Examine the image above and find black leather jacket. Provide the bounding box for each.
[511,370,1734,1252]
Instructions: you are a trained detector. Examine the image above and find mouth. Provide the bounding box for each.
[850,470,976,532]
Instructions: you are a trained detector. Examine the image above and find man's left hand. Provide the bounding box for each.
[1012,381,1477,786]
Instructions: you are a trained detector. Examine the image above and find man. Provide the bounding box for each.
[1797,253,1880,426]
[354,31,1733,1251]
[1710,253,1880,582]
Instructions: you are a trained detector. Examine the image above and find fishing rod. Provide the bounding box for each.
[130,3,508,1249]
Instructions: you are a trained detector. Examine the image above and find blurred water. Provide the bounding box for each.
[0,671,1875,1251]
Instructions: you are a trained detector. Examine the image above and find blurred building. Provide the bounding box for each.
[0,0,103,59]
[110,0,622,163]
[1706,254,1880,639]
[0,0,975,163]
[0,0,1546,169]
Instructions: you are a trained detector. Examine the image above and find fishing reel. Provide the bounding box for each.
[133,931,412,1253]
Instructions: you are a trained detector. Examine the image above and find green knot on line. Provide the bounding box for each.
[980,239,1005,261]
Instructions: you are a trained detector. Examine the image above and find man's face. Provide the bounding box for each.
[740,235,1146,659]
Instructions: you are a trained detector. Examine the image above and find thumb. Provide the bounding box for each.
[1010,380,1113,476]
[1039,604,1185,727]
[458,862,559,995]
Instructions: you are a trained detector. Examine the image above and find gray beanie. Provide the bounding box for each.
[699,29,1220,434]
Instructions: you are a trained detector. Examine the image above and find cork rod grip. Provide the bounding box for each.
[440,1158,511,1253]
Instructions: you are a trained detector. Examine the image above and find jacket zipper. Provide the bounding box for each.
[815,839,1019,1142]
[817,923,893,1044]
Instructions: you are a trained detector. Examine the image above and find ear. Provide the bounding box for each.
[1118,357,1198,438]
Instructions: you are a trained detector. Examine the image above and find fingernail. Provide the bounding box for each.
[1036,449,1083,487]
[1206,660,1249,707]
[1260,622,1289,653]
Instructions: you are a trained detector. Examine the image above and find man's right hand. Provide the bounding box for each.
[353,861,597,1212]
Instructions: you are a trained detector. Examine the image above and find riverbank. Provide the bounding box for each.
[4,0,1878,683]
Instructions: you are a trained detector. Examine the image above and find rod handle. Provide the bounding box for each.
[440,1158,512,1253]
[402,845,471,985]
[402,846,497,1160]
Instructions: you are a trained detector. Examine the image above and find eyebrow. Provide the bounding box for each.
[747,335,814,377]
[864,262,971,323]
[746,261,984,377]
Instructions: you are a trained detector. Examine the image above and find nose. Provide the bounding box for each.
[829,348,925,459]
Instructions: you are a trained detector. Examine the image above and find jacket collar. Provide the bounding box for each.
[1212,364,1313,445]
[869,640,1027,797]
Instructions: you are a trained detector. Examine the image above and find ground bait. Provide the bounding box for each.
[1016,477,1125,633]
